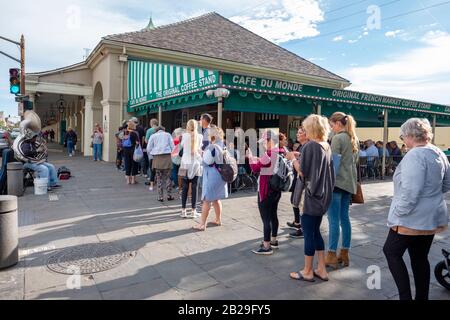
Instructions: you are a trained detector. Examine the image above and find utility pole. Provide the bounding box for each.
[0,34,26,118]
[20,35,25,98]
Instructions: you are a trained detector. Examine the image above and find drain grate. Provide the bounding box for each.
[46,243,133,275]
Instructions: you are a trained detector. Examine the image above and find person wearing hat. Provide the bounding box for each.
[21,134,61,191]
[246,129,285,255]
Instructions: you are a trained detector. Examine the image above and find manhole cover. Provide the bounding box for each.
[46,243,132,275]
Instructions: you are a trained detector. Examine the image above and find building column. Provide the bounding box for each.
[83,96,94,156]
[101,99,122,162]
[80,110,84,154]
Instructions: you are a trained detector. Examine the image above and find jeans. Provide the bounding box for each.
[123,148,138,176]
[23,162,58,187]
[181,176,198,209]
[142,152,149,176]
[327,190,352,252]
[148,159,155,182]
[67,140,74,155]
[258,191,281,242]
[171,164,180,186]
[301,214,325,256]
[383,229,434,300]
[93,143,102,161]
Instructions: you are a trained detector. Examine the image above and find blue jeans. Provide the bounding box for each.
[23,162,58,187]
[93,143,102,161]
[171,164,179,186]
[301,214,325,256]
[327,190,352,252]
[67,140,74,155]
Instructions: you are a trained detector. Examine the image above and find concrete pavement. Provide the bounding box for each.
[0,148,449,300]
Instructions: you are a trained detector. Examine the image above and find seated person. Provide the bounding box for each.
[21,133,61,191]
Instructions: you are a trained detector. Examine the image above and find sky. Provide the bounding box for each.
[1,0,450,119]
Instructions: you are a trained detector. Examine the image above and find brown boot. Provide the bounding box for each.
[337,249,350,267]
[325,251,339,269]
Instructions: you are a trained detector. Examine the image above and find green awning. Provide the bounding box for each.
[224,90,314,116]
[130,91,218,116]
[127,59,219,112]
[222,73,450,126]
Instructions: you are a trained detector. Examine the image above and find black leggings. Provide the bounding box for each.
[383,229,434,300]
[258,191,281,242]
[181,176,198,209]
[301,214,324,256]
[123,148,138,177]
[290,190,301,224]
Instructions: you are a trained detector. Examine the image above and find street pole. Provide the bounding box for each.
[20,35,25,97]
[432,114,437,145]
[382,109,389,180]
[218,97,223,129]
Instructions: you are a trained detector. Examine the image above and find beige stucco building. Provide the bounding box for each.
[25,13,450,162]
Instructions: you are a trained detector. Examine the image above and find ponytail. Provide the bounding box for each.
[330,112,359,153]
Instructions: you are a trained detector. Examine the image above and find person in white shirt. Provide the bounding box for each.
[178,120,203,218]
[147,126,175,202]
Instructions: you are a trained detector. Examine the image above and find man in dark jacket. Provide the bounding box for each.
[64,128,78,157]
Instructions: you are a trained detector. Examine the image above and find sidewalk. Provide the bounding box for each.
[0,150,449,300]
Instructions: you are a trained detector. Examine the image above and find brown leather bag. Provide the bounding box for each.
[352,162,364,204]
[352,182,364,204]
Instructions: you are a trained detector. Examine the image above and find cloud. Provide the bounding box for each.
[385,29,404,38]
[230,0,324,43]
[333,35,344,42]
[343,30,450,105]
[309,57,326,62]
[348,39,358,44]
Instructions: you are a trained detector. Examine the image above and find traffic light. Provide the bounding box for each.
[9,68,20,95]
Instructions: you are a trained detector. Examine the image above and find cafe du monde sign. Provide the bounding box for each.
[223,73,450,115]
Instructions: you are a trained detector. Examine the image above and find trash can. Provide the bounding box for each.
[7,162,24,197]
[0,196,19,269]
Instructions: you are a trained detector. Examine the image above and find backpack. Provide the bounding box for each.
[216,147,238,183]
[57,166,71,180]
[269,153,294,192]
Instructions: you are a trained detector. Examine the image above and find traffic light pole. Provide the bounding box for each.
[0,34,26,117]
[20,35,25,99]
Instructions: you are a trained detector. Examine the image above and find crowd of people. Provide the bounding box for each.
[108,112,449,300]
[41,129,55,143]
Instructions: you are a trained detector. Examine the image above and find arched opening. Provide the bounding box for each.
[93,82,104,128]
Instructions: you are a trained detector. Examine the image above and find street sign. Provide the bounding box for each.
[15,95,29,102]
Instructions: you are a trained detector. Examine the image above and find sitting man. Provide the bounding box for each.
[21,133,61,191]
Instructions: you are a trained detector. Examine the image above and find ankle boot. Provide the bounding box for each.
[325,251,339,269]
[337,249,350,267]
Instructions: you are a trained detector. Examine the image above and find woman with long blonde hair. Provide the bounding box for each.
[326,112,359,268]
[178,119,203,218]
[286,115,335,281]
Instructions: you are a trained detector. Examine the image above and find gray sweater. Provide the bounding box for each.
[388,144,450,230]
[298,141,336,216]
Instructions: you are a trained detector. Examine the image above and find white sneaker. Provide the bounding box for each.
[192,209,201,218]
[180,209,187,218]
[149,186,154,191]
